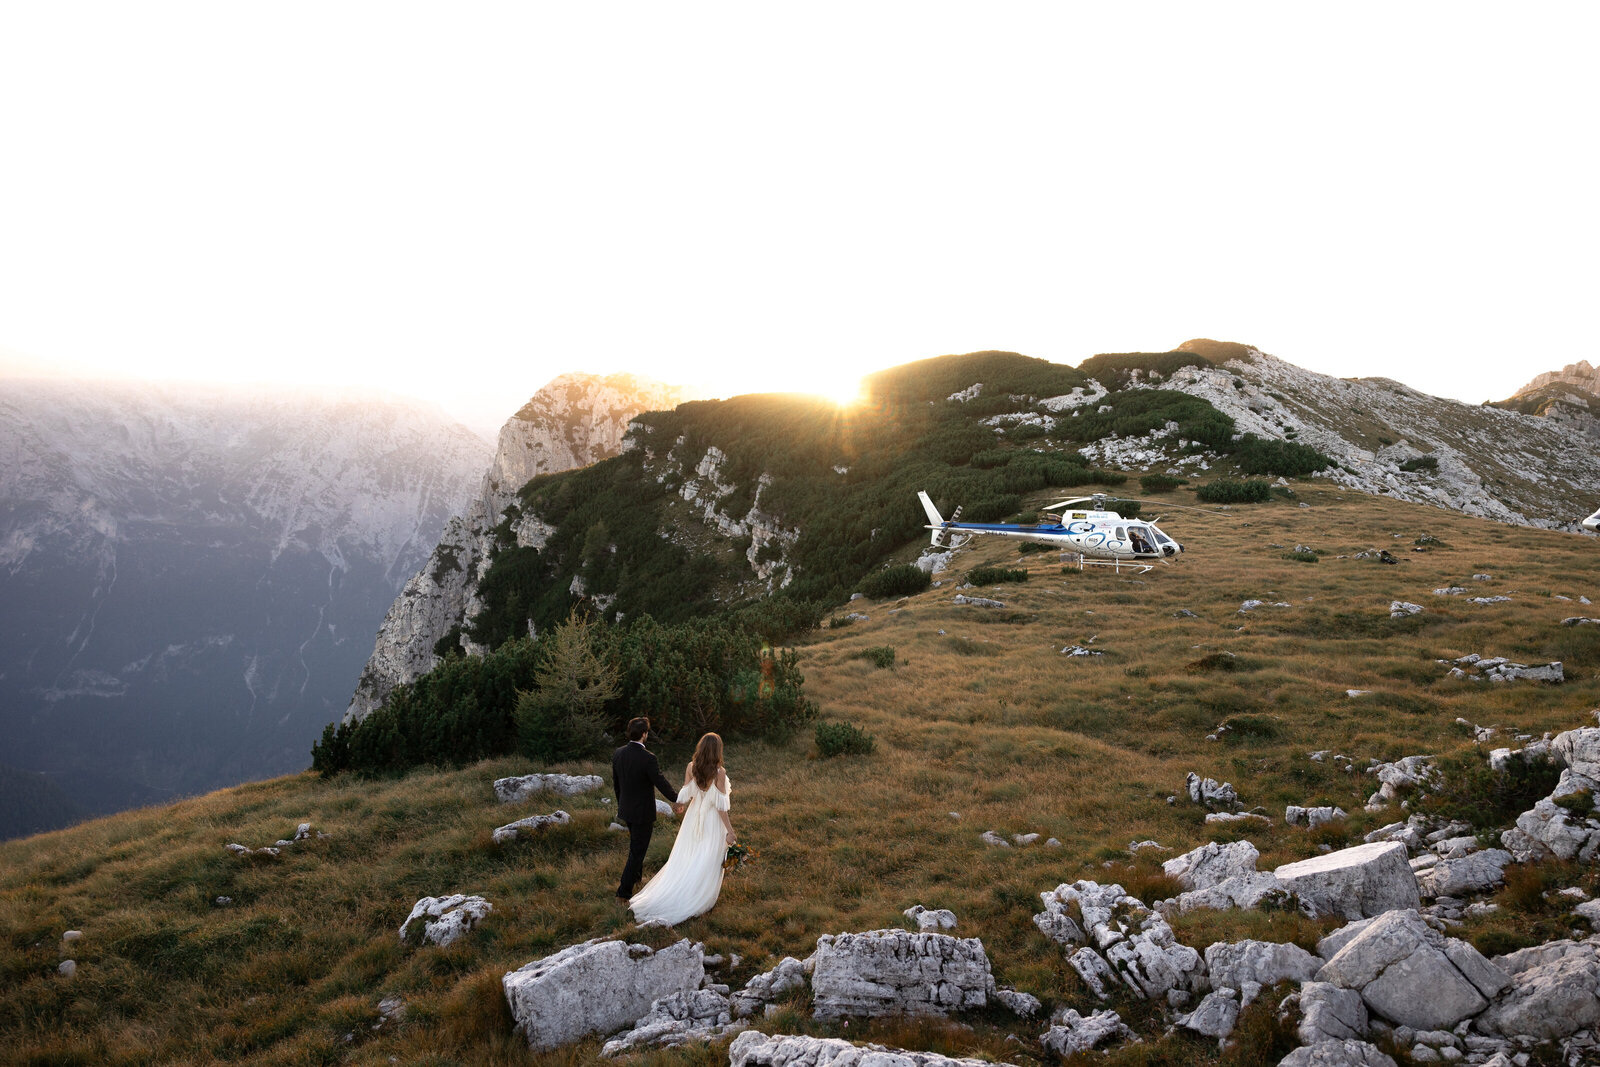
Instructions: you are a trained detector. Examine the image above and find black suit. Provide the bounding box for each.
[612,740,681,899]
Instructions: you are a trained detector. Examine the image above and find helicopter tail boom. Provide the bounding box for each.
[918,491,948,546]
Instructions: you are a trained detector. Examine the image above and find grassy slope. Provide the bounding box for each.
[4,483,1599,1066]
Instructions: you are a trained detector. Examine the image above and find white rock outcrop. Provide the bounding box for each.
[1475,940,1600,1041]
[810,929,995,1018]
[1039,1007,1136,1056]
[492,809,570,844]
[1416,849,1512,898]
[599,988,747,1057]
[502,937,704,1051]
[399,893,493,947]
[1038,881,1202,1001]
[1277,1040,1397,1066]
[1163,840,1259,889]
[729,957,807,1018]
[1205,939,1321,993]
[1273,842,1421,919]
[729,1031,1016,1067]
[494,774,604,803]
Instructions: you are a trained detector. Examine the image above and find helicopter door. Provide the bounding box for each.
[1128,526,1154,555]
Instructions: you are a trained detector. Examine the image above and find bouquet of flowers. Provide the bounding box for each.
[723,842,756,872]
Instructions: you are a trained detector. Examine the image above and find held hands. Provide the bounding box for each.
[672,802,687,816]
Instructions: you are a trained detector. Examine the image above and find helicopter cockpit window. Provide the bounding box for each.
[1115,527,1126,541]
[1151,529,1172,545]
[1128,527,1153,554]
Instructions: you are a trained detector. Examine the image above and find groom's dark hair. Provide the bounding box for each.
[626,717,650,741]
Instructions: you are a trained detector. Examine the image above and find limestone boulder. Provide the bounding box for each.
[494,773,604,803]
[503,937,705,1050]
[1277,1040,1397,1066]
[1553,725,1600,778]
[399,894,492,947]
[1176,988,1239,1040]
[1174,872,1293,913]
[1416,849,1512,898]
[492,809,571,844]
[1039,1007,1136,1057]
[1294,982,1368,1044]
[1273,842,1420,919]
[599,988,746,1057]
[1068,946,1121,999]
[810,929,995,1018]
[729,956,807,1018]
[1474,939,1600,1041]
[1286,805,1347,828]
[1501,772,1600,863]
[1163,840,1260,890]
[903,905,957,931]
[1205,940,1321,992]
[1186,772,1239,808]
[991,988,1040,1017]
[1041,880,1202,1000]
[729,1032,1018,1066]
[1315,910,1489,1030]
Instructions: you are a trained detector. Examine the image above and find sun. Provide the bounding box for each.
[814,374,865,408]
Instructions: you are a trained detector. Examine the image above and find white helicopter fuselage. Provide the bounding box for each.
[1584,506,1600,533]
[917,491,1182,562]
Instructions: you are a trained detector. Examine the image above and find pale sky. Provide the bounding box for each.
[2,3,1595,437]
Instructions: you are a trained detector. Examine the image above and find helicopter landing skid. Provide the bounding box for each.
[1065,555,1155,575]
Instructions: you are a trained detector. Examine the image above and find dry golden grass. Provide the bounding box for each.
[2,483,1598,1064]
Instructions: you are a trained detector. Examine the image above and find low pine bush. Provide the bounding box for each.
[815,721,875,758]
[857,565,932,599]
[1139,473,1188,493]
[856,646,896,669]
[1196,478,1272,504]
[966,565,1028,585]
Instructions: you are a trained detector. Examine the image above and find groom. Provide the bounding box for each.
[612,716,685,902]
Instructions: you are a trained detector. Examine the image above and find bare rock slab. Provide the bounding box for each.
[730,1031,1017,1066]
[1474,939,1600,1041]
[503,936,704,1051]
[810,929,995,1019]
[494,773,604,803]
[599,988,747,1057]
[1039,1008,1137,1057]
[1273,841,1420,920]
[1205,940,1320,991]
[1163,840,1259,890]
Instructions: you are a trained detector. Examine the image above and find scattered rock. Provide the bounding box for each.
[1273,842,1421,920]
[600,988,747,1056]
[1163,840,1259,890]
[1287,806,1348,828]
[1012,833,1040,847]
[992,987,1040,1017]
[493,773,605,803]
[492,810,571,844]
[1277,1039,1398,1066]
[1364,755,1436,811]
[810,929,995,1018]
[1205,812,1271,827]
[1294,981,1369,1044]
[1239,599,1291,613]
[1562,617,1600,627]
[1475,940,1600,1040]
[903,905,957,931]
[61,930,82,943]
[979,830,1010,848]
[953,595,1005,608]
[1173,872,1293,913]
[1417,850,1512,898]
[729,1032,1015,1067]
[399,894,493,948]
[1039,881,1202,1001]
[1206,940,1321,993]
[214,896,232,906]
[729,957,806,1018]
[1390,601,1424,618]
[1061,645,1104,656]
[1039,1007,1137,1056]
[58,959,76,978]
[503,936,705,1051]
[1185,772,1239,808]
[1176,988,1239,1040]
[1469,595,1513,605]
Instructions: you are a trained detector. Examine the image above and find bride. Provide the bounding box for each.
[629,732,736,926]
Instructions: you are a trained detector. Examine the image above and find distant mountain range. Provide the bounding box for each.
[1492,359,1600,441]
[0,379,490,832]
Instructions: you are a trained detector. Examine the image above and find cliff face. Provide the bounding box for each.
[1492,360,1600,442]
[0,379,490,818]
[1514,359,1600,398]
[343,373,691,723]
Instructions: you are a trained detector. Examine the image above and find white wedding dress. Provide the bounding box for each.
[628,773,731,926]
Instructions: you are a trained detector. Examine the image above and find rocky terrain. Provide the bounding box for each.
[1491,359,1600,443]
[0,378,489,823]
[1080,342,1600,531]
[342,373,692,723]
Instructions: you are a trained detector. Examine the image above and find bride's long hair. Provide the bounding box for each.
[690,732,723,790]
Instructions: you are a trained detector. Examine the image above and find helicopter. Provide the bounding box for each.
[918,490,1183,574]
[1583,505,1600,533]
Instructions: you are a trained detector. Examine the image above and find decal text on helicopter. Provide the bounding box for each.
[918,491,1183,574]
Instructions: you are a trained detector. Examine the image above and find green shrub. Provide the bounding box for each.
[1139,473,1188,493]
[1554,789,1595,815]
[1102,498,1143,519]
[1400,455,1439,472]
[856,646,896,669]
[1420,751,1563,830]
[515,613,615,763]
[1196,479,1272,504]
[967,566,1028,585]
[1233,435,1331,476]
[815,721,876,758]
[1283,550,1319,563]
[959,495,1023,523]
[829,614,857,628]
[858,565,932,599]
